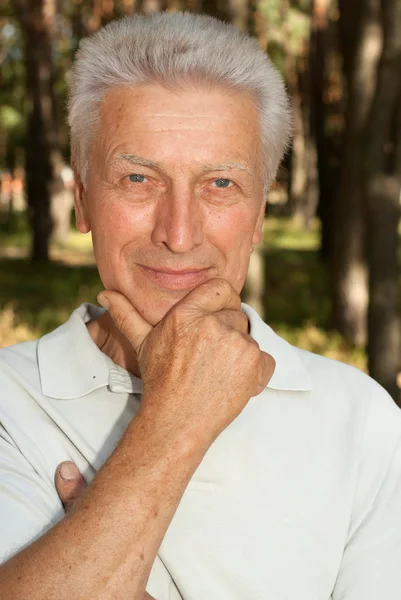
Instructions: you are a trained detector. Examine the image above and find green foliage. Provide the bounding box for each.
[0,105,22,130]
[260,0,310,66]
[0,258,101,339]
[262,218,365,369]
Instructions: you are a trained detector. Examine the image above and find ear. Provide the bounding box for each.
[252,201,266,246]
[72,163,91,234]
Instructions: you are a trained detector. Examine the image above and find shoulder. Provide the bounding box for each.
[295,345,398,412]
[0,339,41,388]
[293,345,401,455]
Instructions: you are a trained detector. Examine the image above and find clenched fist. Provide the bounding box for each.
[98,278,275,450]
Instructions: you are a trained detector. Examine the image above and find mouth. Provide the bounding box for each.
[138,265,213,290]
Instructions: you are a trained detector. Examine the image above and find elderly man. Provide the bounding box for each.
[1,11,401,600]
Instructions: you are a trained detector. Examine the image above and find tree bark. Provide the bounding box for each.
[287,61,309,220]
[331,0,381,345]
[310,0,338,259]
[364,0,401,403]
[12,0,57,261]
[137,0,168,14]
[228,0,250,32]
[243,245,265,319]
[117,0,136,13]
[280,0,315,223]
[202,0,231,22]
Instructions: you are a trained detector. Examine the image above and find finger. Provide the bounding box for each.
[179,278,241,314]
[97,291,153,355]
[217,309,249,334]
[55,461,87,513]
[254,351,276,395]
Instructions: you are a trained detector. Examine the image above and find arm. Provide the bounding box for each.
[332,434,401,599]
[0,409,204,600]
[0,280,274,600]
[54,462,156,600]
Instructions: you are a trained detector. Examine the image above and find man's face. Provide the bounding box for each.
[75,83,265,325]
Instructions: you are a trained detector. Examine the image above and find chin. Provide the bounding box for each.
[128,292,185,327]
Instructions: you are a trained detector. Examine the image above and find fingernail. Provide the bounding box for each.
[58,462,80,481]
[97,293,109,309]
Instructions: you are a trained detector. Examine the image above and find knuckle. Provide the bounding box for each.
[235,333,259,359]
[242,339,262,367]
[239,311,249,332]
[211,277,231,296]
[260,352,275,381]
[203,313,220,333]
[249,343,262,363]
[266,353,276,372]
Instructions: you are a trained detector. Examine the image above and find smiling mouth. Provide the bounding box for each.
[138,265,213,290]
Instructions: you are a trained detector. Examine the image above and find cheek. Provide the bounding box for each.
[91,197,153,257]
[205,207,257,281]
[207,205,256,250]
[88,195,155,292]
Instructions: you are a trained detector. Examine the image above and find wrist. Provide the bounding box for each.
[126,405,209,475]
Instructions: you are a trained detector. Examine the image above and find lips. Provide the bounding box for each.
[138,265,212,290]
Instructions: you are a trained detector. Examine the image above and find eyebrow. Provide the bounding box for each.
[109,153,161,170]
[202,162,254,177]
[110,153,254,177]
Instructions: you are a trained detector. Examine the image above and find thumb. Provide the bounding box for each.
[97,291,153,355]
[55,461,87,513]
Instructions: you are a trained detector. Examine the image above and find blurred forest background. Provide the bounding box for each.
[0,0,400,404]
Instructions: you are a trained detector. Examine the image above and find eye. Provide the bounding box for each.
[128,173,147,183]
[212,178,233,189]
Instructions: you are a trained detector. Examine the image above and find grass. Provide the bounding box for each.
[0,214,366,370]
[261,218,366,370]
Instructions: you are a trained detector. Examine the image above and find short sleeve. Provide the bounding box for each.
[0,425,64,564]
[332,434,401,599]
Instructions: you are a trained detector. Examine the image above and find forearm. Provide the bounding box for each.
[0,409,205,600]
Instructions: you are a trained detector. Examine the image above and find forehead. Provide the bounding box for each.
[94,83,262,170]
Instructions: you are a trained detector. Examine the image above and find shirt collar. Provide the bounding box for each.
[241,303,312,392]
[37,302,312,400]
[37,303,142,399]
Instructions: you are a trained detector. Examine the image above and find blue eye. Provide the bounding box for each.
[128,174,146,183]
[213,178,232,188]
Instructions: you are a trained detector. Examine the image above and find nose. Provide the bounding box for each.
[151,185,204,253]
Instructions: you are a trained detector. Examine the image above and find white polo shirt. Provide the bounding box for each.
[1,303,401,599]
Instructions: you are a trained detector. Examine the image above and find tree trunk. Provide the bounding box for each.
[137,0,168,13]
[331,0,381,345]
[280,0,315,222]
[297,48,319,228]
[183,0,201,11]
[13,0,55,261]
[118,0,136,14]
[310,0,337,259]
[202,0,230,21]
[364,0,401,403]
[71,0,88,54]
[228,0,250,32]
[13,0,68,261]
[243,245,265,320]
[286,53,309,220]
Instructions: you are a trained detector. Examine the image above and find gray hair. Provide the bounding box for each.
[68,12,292,191]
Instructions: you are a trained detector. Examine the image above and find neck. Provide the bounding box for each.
[86,311,141,377]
